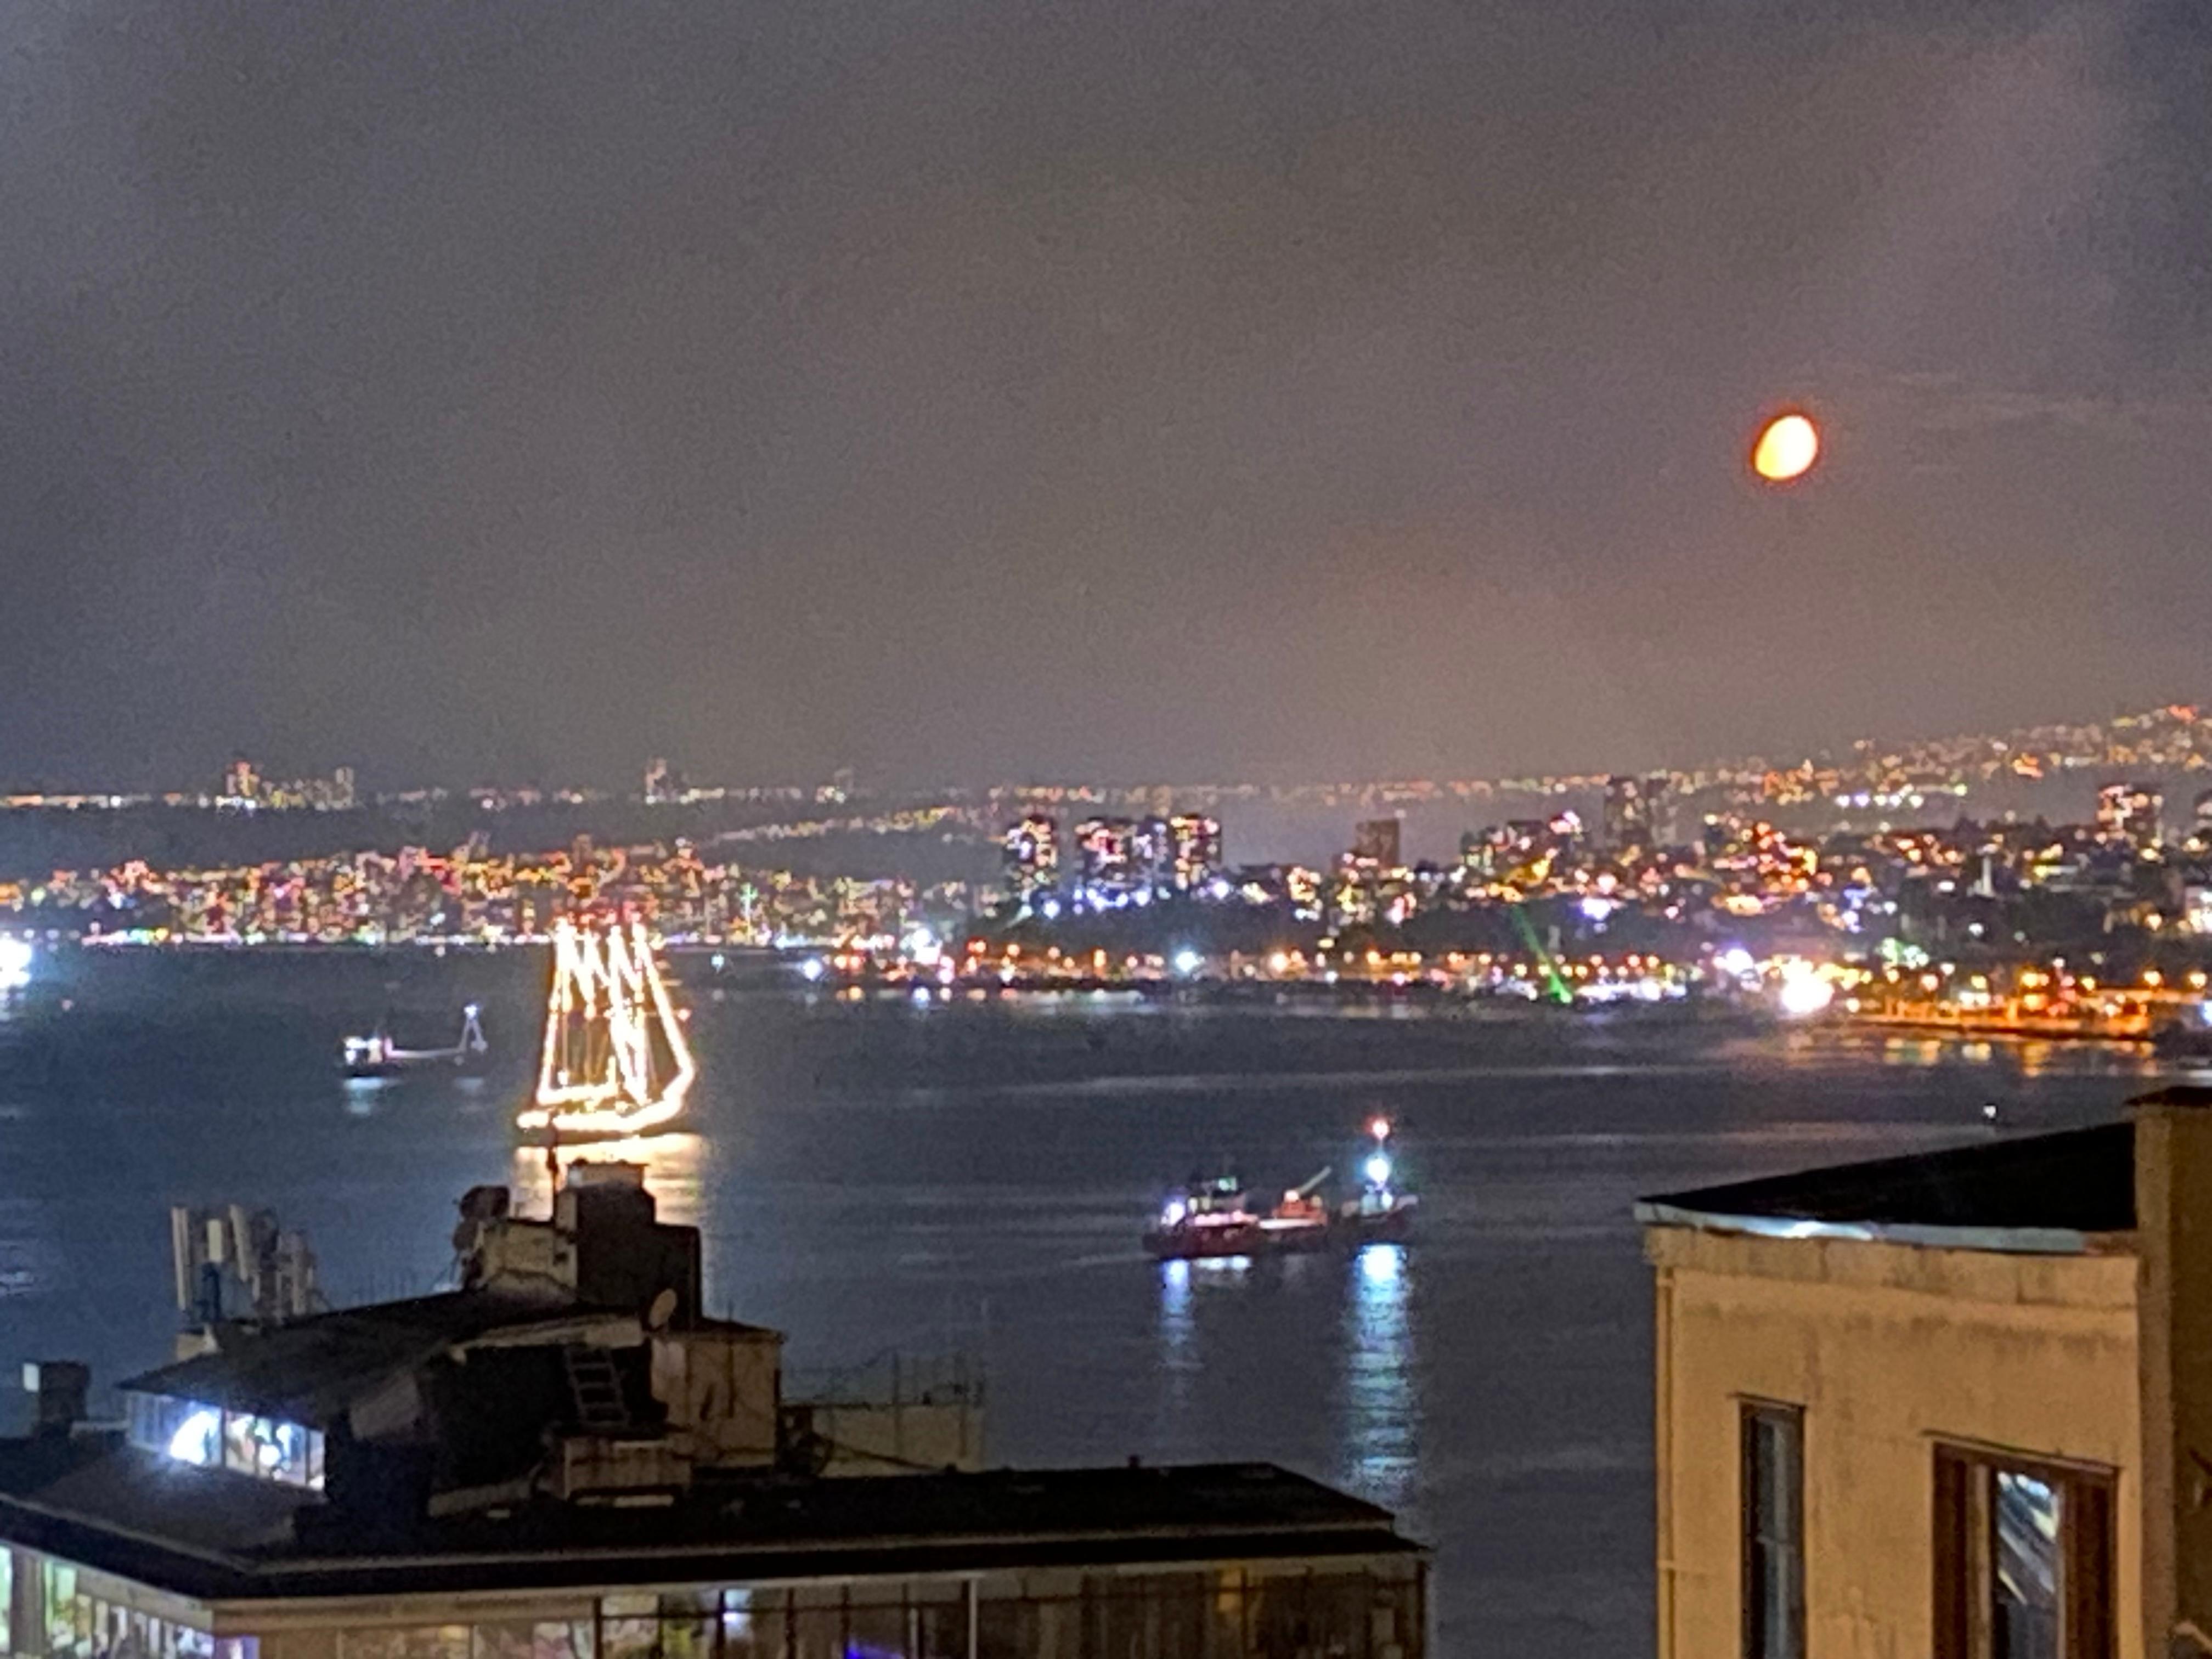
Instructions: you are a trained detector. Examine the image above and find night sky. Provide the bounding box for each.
[4,1,2208,789]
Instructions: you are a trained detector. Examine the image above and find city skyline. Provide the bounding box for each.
[8,693,2212,803]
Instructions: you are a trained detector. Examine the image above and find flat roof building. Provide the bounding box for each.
[0,1167,1425,1659]
[1639,1089,2212,1659]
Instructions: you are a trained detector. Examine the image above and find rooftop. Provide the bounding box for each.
[121,1290,776,1426]
[0,1442,1416,1604]
[1636,1121,2137,1254]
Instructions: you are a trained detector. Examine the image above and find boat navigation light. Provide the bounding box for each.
[1364,1153,1393,1189]
[0,935,32,990]
[1162,1198,1188,1226]
[1368,1116,1391,1142]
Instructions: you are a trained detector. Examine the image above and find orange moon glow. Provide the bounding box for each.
[1751,412,1821,483]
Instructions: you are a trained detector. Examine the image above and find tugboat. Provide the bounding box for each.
[1142,1172,1271,1260]
[1143,1119,1417,1260]
[341,1005,488,1080]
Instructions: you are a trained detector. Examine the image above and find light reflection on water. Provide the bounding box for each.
[509,1132,710,1227]
[1152,1244,1416,1511]
[1344,1245,1415,1509]
[2,954,2194,1658]
[1158,1258,1192,1369]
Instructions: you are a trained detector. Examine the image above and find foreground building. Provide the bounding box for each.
[1637,1086,2212,1659]
[1,1168,1424,1659]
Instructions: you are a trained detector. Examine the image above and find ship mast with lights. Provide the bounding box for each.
[517,917,696,1139]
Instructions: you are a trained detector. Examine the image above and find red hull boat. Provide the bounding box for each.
[1143,1120,1417,1261]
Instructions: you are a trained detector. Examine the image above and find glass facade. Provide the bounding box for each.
[0,1545,249,1659]
[0,1547,1422,1659]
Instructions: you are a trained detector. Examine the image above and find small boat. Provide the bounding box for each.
[1144,1119,1417,1260]
[342,1006,488,1080]
[1142,1172,1274,1260]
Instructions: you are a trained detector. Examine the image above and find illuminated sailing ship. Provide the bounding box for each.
[516,917,697,1138]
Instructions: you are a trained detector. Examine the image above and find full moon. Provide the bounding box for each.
[1751,412,1821,483]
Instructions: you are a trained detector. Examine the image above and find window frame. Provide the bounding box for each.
[1932,1442,2114,1659]
[1740,1397,1807,1659]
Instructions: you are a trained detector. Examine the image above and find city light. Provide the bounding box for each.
[0,935,31,990]
[1776,963,1835,1018]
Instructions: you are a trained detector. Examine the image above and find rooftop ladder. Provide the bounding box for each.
[562,1344,631,1433]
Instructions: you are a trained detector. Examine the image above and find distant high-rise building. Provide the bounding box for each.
[330,765,357,811]
[1130,817,1172,893]
[1601,774,1668,850]
[1165,814,1224,891]
[1351,818,1403,869]
[643,758,670,803]
[1075,816,1138,900]
[222,757,258,804]
[2096,781,2162,847]
[1464,818,1573,884]
[1002,813,1062,902]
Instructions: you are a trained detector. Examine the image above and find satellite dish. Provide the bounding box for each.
[647,1288,679,1330]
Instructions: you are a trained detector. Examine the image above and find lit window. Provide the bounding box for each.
[169,1405,223,1469]
[128,1394,324,1488]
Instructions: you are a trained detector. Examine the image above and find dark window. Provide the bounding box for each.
[1742,1402,1805,1659]
[1933,1446,2114,1659]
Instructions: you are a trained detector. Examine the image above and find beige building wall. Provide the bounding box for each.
[1651,1225,2142,1659]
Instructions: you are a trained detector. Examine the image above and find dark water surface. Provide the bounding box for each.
[0,950,2181,1655]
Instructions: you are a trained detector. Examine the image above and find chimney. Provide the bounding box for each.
[23,1361,90,1438]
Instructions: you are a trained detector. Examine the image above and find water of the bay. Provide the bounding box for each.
[0,950,2186,1655]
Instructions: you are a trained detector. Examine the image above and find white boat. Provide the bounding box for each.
[516,918,696,1138]
[341,1006,487,1079]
